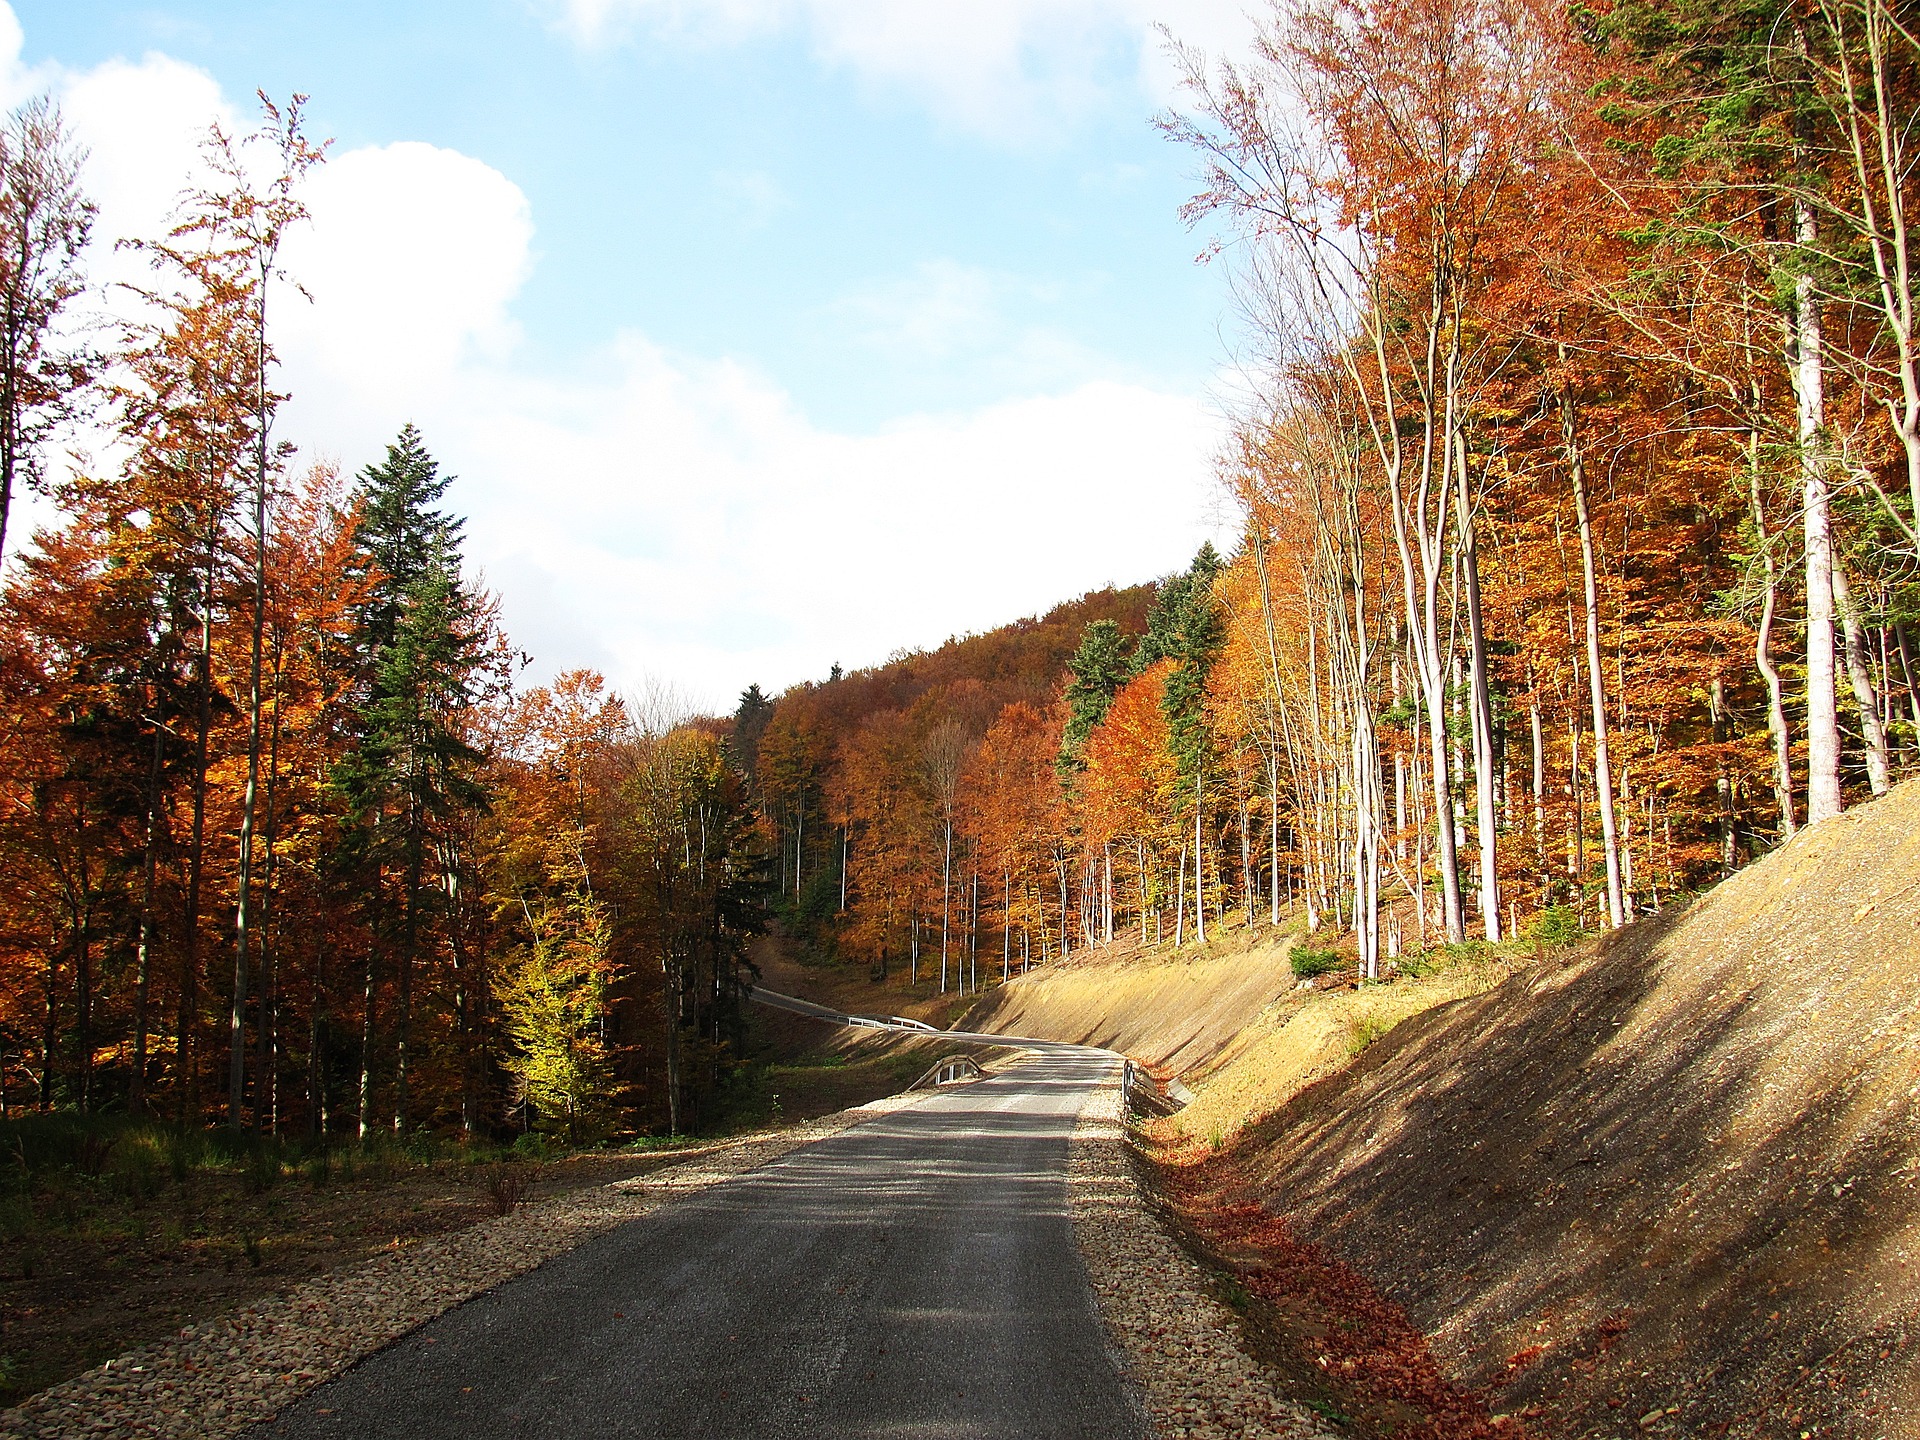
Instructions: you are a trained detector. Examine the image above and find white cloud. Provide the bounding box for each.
[56,51,235,294]
[541,0,1264,140]
[279,142,534,391]
[8,4,1230,706]
[418,342,1225,708]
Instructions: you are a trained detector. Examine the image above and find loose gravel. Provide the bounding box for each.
[1069,1082,1335,1440]
[0,1095,930,1440]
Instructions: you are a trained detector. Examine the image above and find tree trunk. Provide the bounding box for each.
[257,650,285,1133]
[1103,843,1114,945]
[1174,844,1187,946]
[395,806,422,1132]
[969,855,979,993]
[131,719,164,1116]
[1796,196,1845,823]
[74,836,94,1112]
[940,820,951,994]
[664,954,681,1134]
[1530,701,1547,902]
[1560,379,1626,928]
[1747,439,1798,836]
[1193,772,1207,944]
[178,535,216,1124]
[1057,856,1071,959]
[1456,474,1503,941]
[1897,623,1920,745]
[357,942,376,1138]
[1833,559,1891,794]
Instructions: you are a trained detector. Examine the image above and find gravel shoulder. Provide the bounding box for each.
[1068,1081,1334,1440]
[0,1095,930,1440]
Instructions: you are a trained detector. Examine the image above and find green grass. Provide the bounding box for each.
[1291,945,1345,979]
[1303,1396,1354,1425]
[1346,1012,1395,1056]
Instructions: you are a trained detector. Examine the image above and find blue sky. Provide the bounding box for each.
[17,1,1252,705]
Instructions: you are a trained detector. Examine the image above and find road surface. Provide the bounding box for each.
[252,1003,1143,1439]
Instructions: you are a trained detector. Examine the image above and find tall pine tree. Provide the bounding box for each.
[336,425,486,1133]
[1058,619,1131,779]
[1135,544,1225,787]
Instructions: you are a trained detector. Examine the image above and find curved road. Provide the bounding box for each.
[252,997,1144,1439]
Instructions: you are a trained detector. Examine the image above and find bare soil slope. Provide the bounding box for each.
[1183,781,1920,1439]
[956,938,1300,1076]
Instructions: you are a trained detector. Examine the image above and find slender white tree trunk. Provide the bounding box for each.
[1458,494,1503,940]
[1530,702,1546,901]
[1797,196,1845,823]
[1834,559,1891,794]
[1747,438,1798,836]
[1561,379,1625,927]
[1174,844,1187,946]
[1193,773,1207,944]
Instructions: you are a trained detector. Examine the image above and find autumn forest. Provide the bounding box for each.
[7,0,1920,1150]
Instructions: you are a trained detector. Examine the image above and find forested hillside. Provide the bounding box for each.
[0,102,763,1141]
[7,0,1920,1161]
[760,0,1920,996]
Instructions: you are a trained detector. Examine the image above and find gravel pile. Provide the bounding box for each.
[1069,1083,1335,1440]
[0,1096,927,1440]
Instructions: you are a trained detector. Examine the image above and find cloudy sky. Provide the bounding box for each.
[14,1,1255,709]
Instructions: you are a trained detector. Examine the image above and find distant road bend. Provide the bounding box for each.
[256,987,1145,1439]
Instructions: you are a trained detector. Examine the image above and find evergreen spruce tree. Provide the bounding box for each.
[336,425,487,1133]
[1058,619,1131,778]
[731,683,775,792]
[1135,544,1226,786]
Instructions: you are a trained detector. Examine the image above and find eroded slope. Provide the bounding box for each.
[1182,781,1920,1438]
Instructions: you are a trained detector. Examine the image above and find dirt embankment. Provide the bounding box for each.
[955,939,1301,1074]
[1176,781,1920,1439]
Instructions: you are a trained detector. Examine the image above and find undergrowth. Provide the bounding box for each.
[0,1110,662,1247]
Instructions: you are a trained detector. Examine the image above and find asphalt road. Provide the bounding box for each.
[252,1028,1144,1439]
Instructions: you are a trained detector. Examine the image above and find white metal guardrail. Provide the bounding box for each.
[907,1055,986,1090]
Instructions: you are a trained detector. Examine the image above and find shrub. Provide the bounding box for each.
[106,1133,167,1202]
[0,1114,135,1186]
[1530,905,1582,948]
[72,1132,115,1176]
[164,1129,206,1184]
[205,1127,252,1164]
[479,1163,534,1216]
[355,1132,403,1182]
[1395,950,1435,978]
[244,1145,282,1195]
[1291,945,1344,979]
[1347,1012,1394,1056]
